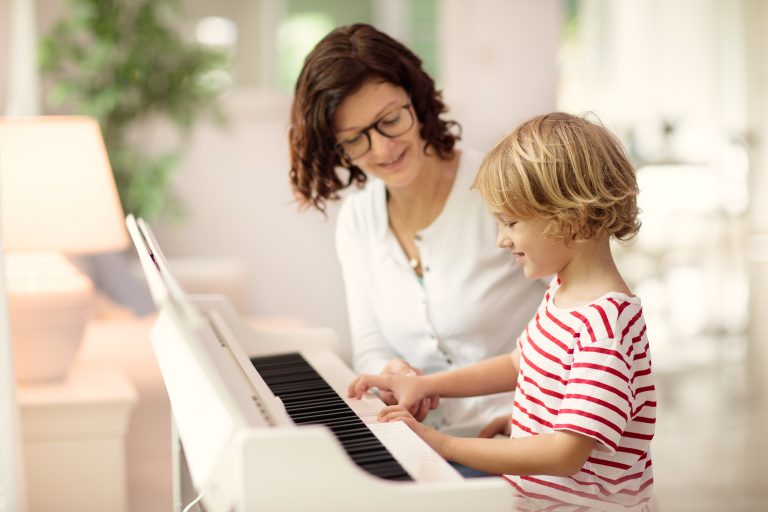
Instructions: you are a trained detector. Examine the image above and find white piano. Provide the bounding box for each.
[126,215,514,512]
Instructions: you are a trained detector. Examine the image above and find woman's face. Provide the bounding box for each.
[333,80,425,190]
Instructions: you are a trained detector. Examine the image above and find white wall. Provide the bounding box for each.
[560,0,747,162]
[0,203,26,512]
[745,0,768,399]
[438,0,562,151]
[0,0,9,112]
[150,0,563,360]
[0,0,562,361]
[152,90,349,353]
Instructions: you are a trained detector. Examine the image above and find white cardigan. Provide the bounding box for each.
[335,149,545,435]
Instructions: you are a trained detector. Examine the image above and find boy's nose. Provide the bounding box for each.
[496,231,512,249]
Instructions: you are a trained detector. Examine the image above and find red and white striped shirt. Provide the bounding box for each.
[505,277,656,511]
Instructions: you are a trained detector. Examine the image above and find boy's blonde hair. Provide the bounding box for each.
[474,112,640,241]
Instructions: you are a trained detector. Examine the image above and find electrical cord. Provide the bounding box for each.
[182,492,204,512]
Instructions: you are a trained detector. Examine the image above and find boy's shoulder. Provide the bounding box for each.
[548,279,645,348]
[573,293,643,345]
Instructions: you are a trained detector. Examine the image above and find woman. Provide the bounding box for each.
[288,24,544,441]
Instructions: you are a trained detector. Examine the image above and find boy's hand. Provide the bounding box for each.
[347,372,426,411]
[478,414,512,438]
[378,405,449,457]
[379,358,440,421]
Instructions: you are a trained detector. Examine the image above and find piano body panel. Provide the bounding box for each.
[189,296,374,422]
[157,293,515,510]
[234,427,515,512]
[189,295,341,356]
[195,296,468,483]
[150,307,249,512]
[126,217,517,510]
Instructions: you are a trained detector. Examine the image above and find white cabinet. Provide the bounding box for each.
[18,366,137,512]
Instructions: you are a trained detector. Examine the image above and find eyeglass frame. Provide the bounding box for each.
[334,103,415,161]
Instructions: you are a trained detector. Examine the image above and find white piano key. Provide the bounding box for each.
[368,421,462,482]
[299,348,462,482]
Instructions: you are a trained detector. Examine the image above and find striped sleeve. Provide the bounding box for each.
[554,336,632,454]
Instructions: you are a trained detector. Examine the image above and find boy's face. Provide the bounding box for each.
[493,212,573,279]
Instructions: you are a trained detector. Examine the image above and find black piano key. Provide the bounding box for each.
[349,451,401,465]
[284,401,356,415]
[282,395,347,406]
[251,352,412,482]
[343,442,388,455]
[331,429,380,443]
[362,461,413,480]
[331,437,383,451]
[281,389,343,402]
[268,381,333,394]
[287,409,359,423]
[292,417,363,429]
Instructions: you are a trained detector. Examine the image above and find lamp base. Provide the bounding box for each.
[6,252,94,382]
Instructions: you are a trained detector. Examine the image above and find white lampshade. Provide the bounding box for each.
[0,116,128,382]
[0,116,128,253]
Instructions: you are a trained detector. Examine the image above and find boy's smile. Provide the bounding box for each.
[494,214,572,279]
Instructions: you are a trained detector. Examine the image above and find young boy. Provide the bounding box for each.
[348,113,656,511]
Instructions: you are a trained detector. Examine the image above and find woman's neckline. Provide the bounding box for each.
[385,149,462,236]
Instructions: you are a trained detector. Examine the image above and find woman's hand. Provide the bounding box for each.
[378,405,450,457]
[379,358,418,406]
[348,371,427,412]
[379,358,440,421]
[478,414,512,438]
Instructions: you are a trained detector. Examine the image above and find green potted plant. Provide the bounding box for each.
[39,0,229,221]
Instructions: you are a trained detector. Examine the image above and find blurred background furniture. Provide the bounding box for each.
[17,363,136,512]
[0,117,128,383]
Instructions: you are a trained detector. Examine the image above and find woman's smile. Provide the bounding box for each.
[376,148,408,171]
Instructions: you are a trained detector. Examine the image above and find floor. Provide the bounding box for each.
[651,335,768,511]
[612,184,768,511]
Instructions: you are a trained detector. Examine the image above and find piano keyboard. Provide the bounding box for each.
[250,352,413,481]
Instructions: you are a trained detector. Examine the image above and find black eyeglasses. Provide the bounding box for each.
[335,103,415,160]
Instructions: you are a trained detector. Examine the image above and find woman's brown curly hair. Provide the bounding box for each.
[289,23,460,213]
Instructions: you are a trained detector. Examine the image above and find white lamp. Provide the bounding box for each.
[0,116,128,382]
